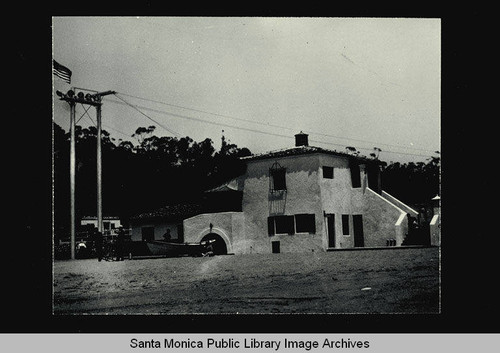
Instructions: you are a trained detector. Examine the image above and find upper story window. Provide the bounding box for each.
[350,161,361,188]
[269,162,287,192]
[323,166,334,179]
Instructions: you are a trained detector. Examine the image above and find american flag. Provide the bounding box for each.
[53,59,71,84]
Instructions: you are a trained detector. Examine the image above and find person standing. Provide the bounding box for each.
[116,226,125,261]
[163,229,171,242]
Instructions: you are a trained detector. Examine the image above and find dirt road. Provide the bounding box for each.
[53,247,439,314]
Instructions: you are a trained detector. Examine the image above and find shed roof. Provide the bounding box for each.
[130,203,202,222]
[205,178,241,193]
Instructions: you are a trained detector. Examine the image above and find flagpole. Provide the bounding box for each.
[93,91,115,238]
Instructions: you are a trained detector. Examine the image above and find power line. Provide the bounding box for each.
[108,95,436,159]
[101,123,132,140]
[112,94,181,137]
[115,91,438,154]
[111,95,298,141]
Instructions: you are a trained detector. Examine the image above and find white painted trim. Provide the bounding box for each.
[381,190,419,216]
[185,211,241,220]
[430,214,440,226]
[395,212,407,226]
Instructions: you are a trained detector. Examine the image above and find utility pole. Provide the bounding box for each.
[69,101,76,260]
[56,89,115,259]
[93,91,115,235]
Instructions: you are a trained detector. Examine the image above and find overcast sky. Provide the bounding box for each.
[52,17,440,163]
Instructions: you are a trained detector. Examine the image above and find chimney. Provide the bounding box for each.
[295,131,309,147]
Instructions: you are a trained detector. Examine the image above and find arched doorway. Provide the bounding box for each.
[201,233,228,255]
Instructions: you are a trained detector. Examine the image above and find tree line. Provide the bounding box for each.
[53,122,250,240]
[53,122,440,240]
[381,154,441,207]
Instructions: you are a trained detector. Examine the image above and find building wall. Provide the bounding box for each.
[318,154,367,249]
[238,153,408,252]
[362,188,408,246]
[240,154,325,254]
[130,220,181,242]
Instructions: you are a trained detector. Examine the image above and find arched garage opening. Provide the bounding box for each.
[201,233,228,255]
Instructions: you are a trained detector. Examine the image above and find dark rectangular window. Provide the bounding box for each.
[342,215,350,235]
[350,162,361,188]
[323,166,334,179]
[275,215,295,235]
[141,226,155,242]
[295,214,316,233]
[271,169,286,191]
[272,241,280,253]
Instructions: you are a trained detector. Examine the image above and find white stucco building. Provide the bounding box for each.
[181,132,420,254]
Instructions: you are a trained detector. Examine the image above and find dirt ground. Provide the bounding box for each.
[53,247,439,314]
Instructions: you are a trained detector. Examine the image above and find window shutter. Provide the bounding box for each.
[310,215,316,234]
[295,214,316,234]
[342,214,350,235]
[286,215,295,235]
[268,216,275,236]
[350,160,361,188]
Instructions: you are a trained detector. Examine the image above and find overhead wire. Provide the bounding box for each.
[108,94,437,159]
[112,94,181,137]
[68,89,438,159]
[101,124,132,140]
[115,91,438,154]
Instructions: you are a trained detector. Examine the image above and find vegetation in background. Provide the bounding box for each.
[53,122,440,240]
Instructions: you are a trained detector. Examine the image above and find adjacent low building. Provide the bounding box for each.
[80,216,122,235]
[129,203,203,243]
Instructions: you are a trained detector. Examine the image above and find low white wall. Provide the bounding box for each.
[183,212,244,254]
[430,214,441,246]
[364,188,408,247]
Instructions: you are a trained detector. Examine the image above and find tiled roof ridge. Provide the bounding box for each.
[130,202,203,220]
[240,145,376,162]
